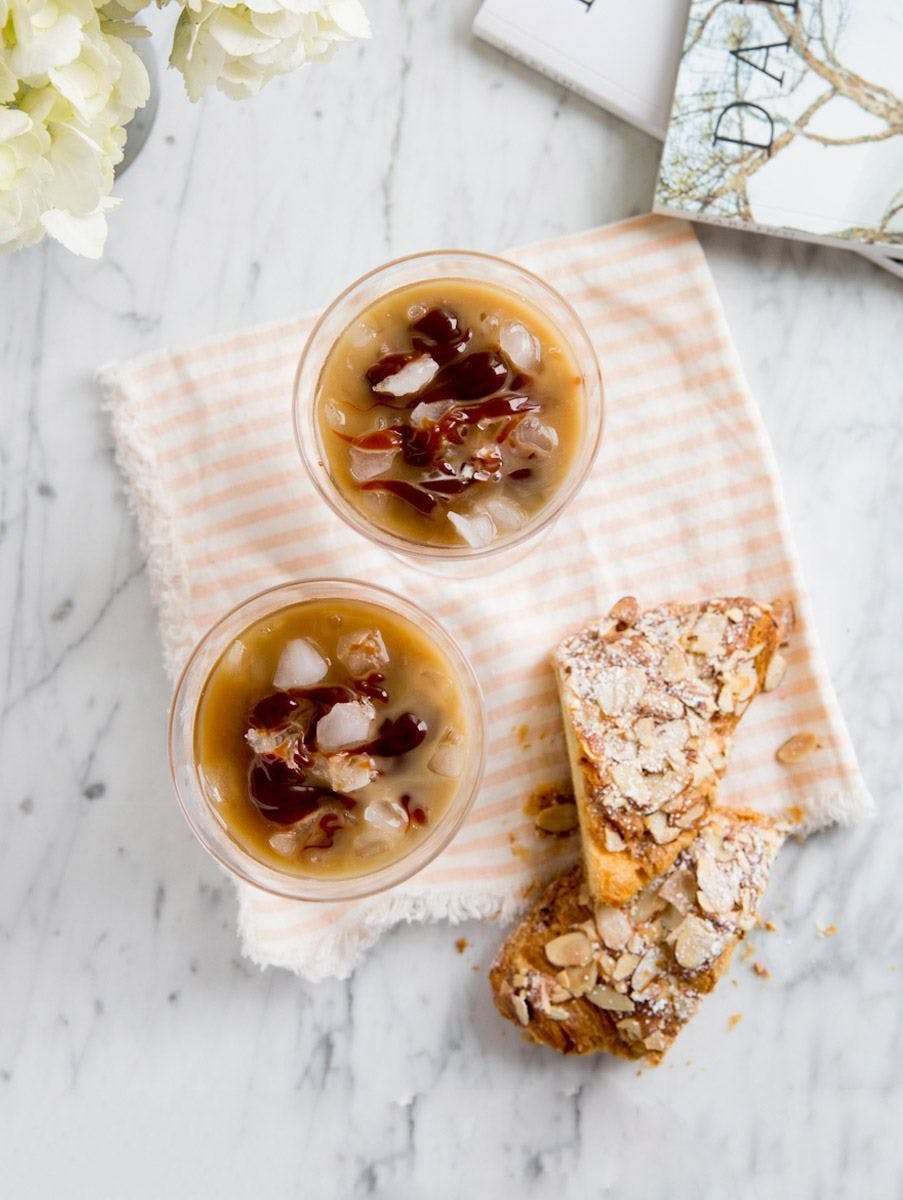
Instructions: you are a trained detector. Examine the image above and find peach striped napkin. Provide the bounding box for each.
[100,214,871,980]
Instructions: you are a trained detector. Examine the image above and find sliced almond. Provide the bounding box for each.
[616,1018,643,1041]
[684,611,727,656]
[675,802,708,829]
[544,930,593,968]
[556,962,597,998]
[587,985,635,1013]
[546,1005,571,1021]
[659,904,685,934]
[641,688,685,720]
[534,802,579,834]
[612,952,640,981]
[631,950,660,993]
[573,918,598,942]
[658,868,697,914]
[609,595,640,626]
[595,666,648,717]
[604,825,626,852]
[644,1030,669,1053]
[726,606,744,623]
[662,645,689,681]
[596,950,616,977]
[695,850,739,914]
[633,889,668,923]
[764,652,787,693]
[594,906,633,950]
[511,991,530,1026]
[609,763,651,805]
[775,731,820,764]
[646,811,680,845]
[673,915,722,970]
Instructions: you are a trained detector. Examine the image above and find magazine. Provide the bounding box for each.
[654,0,903,253]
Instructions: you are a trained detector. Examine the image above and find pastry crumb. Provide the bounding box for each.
[522,781,573,817]
[727,1013,743,1031]
[455,937,468,954]
[816,923,838,938]
[752,962,770,979]
[764,920,777,932]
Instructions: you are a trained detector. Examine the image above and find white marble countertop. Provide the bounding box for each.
[2,5,902,1197]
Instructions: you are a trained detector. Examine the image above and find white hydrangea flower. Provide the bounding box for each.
[1,0,369,257]
[1,0,149,256]
[170,0,369,102]
[0,107,53,251]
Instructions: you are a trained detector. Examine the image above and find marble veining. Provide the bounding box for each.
[1,3,902,1197]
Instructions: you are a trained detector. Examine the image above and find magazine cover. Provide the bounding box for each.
[473,0,689,139]
[654,0,903,252]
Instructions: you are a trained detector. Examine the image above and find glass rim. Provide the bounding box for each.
[292,248,605,562]
[168,577,487,901]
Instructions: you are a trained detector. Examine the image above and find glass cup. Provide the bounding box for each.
[169,579,486,901]
[293,249,604,571]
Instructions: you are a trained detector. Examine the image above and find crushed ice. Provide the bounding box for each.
[272,638,329,689]
[316,698,375,752]
[499,320,541,373]
[372,354,439,398]
[448,509,495,548]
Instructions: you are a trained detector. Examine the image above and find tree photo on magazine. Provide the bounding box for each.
[655,0,903,251]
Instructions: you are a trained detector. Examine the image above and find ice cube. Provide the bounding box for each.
[483,496,527,533]
[269,828,303,856]
[448,509,496,549]
[372,354,439,398]
[363,798,409,831]
[406,303,428,322]
[323,398,347,430]
[354,828,393,860]
[348,446,398,483]
[337,629,389,676]
[410,399,454,429]
[312,752,377,793]
[350,321,377,349]
[220,639,247,678]
[315,699,375,752]
[272,638,329,689]
[245,726,292,757]
[500,320,541,373]
[428,728,466,779]
[511,415,559,457]
[199,762,232,806]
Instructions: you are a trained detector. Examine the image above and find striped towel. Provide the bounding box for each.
[100,214,872,981]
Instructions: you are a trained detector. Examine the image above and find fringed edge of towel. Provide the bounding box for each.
[98,365,197,682]
[235,882,546,982]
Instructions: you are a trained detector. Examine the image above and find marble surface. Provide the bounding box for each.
[2,5,902,1197]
